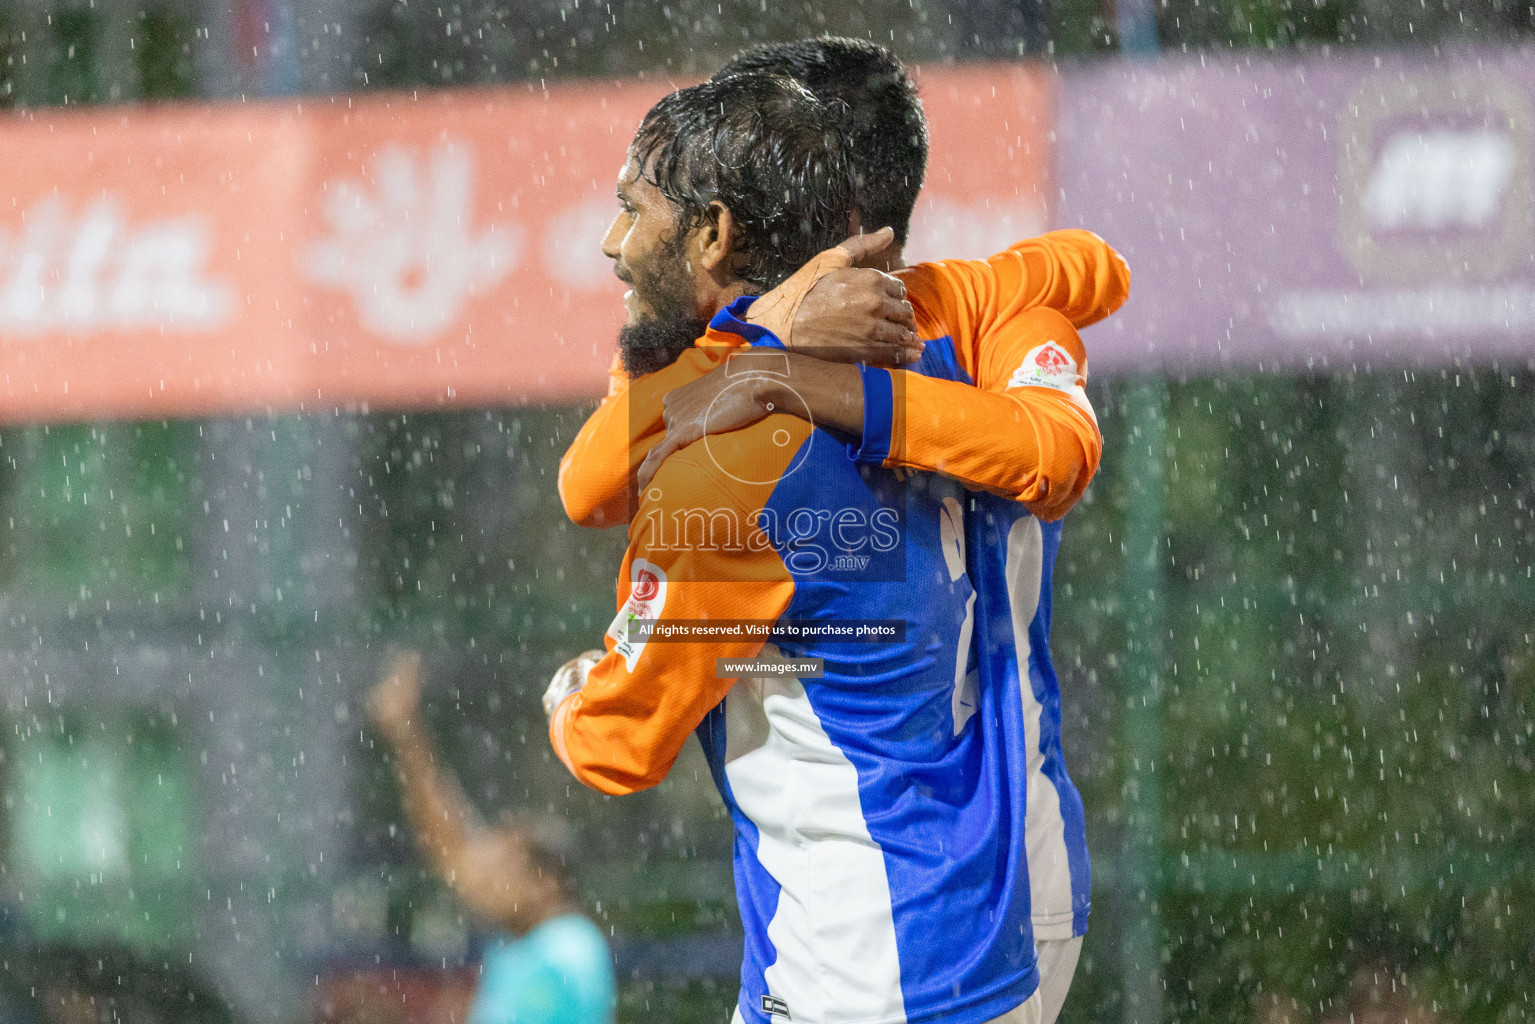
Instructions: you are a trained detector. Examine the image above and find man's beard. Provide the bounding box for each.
[619,314,711,377]
[619,233,708,377]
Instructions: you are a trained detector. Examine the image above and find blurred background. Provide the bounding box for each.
[0,0,1532,1022]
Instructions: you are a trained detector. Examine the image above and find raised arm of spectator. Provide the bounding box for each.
[368,650,562,933]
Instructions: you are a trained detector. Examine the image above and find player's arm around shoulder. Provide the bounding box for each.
[1024,228,1131,326]
[548,447,794,796]
[560,234,910,530]
[872,306,1103,520]
[981,305,1104,521]
[896,229,1130,358]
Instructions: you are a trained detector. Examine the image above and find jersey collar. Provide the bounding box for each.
[699,295,786,350]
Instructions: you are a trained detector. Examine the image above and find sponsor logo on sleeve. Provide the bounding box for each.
[1007,340,1081,392]
[606,559,668,670]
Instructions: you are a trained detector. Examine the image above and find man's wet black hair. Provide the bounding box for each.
[716,36,928,245]
[630,72,857,292]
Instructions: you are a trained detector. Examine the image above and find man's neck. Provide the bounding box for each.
[700,279,752,317]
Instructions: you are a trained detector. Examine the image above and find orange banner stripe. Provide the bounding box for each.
[0,67,1054,424]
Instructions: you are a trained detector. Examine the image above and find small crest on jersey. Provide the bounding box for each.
[606,558,667,670]
[633,566,661,601]
[761,995,792,1019]
[1007,340,1080,392]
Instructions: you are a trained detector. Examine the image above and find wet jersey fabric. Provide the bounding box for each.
[707,460,1043,1023]
[467,914,615,1024]
[556,230,1128,530]
[552,365,1041,1022]
[963,497,1091,940]
[711,301,1099,941]
[703,294,1097,940]
[555,235,1115,941]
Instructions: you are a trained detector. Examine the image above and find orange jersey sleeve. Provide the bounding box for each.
[555,355,634,529]
[549,443,796,795]
[557,346,740,528]
[558,229,1127,528]
[894,228,1128,362]
[832,230,1124,521]
[866,307,1102,521]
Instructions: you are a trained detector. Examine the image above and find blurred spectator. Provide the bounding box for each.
[367,651,615,1024]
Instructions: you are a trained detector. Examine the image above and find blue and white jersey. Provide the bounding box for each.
[902,332,1093,942]
[966,495,1091,940]
[680,333,1088,1024]
[692,453,1042,1024]
[557,266,1107,1022]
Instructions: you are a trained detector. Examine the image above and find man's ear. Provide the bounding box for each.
[696,200,737,277]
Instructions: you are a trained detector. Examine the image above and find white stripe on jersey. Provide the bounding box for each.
[952,591,980,736]
[946,496,980,737]
[724,651,908,1024]
[1005,517,1078,939]
[732,996,1044,1024]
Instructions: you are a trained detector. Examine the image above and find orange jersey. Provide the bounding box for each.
[556,229,1129,528]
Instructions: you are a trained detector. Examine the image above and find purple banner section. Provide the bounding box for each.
[1057,47,1535,371]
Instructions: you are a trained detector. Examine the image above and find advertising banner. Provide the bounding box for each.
[0,65,1054,423]
[0,83,655,423]
[1058,47,1535,371]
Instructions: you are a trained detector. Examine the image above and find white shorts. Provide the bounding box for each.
[983,988,1044,1024]
[1034,936,1084,1024]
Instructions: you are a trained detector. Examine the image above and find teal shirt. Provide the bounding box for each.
[468,914,615,1024]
